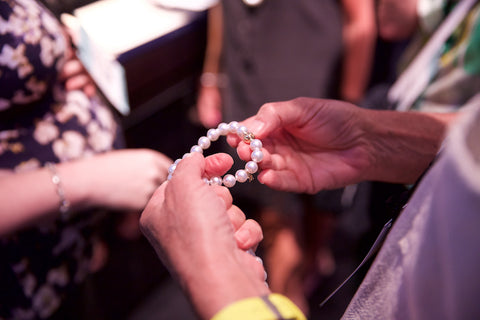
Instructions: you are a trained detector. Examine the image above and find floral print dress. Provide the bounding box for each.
[0,0,122,318]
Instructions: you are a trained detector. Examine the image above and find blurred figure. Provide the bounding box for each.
[195,0,376,315]
[0,1,171,318]
[379,0,480,112]
[364,0,480,248]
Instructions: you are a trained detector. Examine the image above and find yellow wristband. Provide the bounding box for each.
[211,294,306,320]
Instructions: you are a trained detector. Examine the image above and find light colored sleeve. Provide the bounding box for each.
[210,294,307,320]
[417,0,449,33]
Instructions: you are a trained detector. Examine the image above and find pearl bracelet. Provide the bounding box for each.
[167,121,264,188]
[45,162,71,219]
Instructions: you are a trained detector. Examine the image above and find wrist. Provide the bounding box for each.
[45,162,71,218]
[363,109,446,183]
[179,250,270,319]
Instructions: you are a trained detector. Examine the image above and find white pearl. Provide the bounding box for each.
[223,174,236,188]
[174,159,181,165]
[218,122,230,135]
[251,149,264,163]
[198,136,211,149]
[211,176,223,185]
[243,0,263,7]
[168,163,176,174]
[245,161,258,174]
[190,145,203,154]
[229,121,240,133]
[207,128,220,141]
[237,125,249,138]
[167,173,173,181]
[203,177,210,185]
[235,169,249,183]
[182,153,190,159]
[250,139,262,150]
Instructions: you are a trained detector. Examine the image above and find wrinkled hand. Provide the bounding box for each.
[72,149,172,212]
[140,152,265,281]
[228,97,372,194]
[196,86,223,128]
[140,152,267,318]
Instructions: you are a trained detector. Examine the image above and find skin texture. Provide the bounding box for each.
[141,97,453,319]
[228,97,451,193]
[140,153,268,319]
[0,149,172,236]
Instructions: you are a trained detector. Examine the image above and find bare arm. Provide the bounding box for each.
[140,153,268,319]
[0,149,171,236]
[202,3,223,75]
[340,0,377,103]
[196,3,224,128]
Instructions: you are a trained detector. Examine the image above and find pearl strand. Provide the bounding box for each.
[167,121,264,188]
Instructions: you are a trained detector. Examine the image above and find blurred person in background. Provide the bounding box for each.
[0,1,171,318]
[195,0,376,315]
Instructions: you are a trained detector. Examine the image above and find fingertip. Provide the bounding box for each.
[174,152,205,178]
[204,153,233,177]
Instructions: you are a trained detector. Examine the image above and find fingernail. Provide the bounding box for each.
[236,228,249,245]
[249,120,265,135]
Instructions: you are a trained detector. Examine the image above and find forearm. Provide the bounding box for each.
[0,162,90,236]
[340,0,376,103]
[341,24,376,103]
[361,109,453,183]
[202,3,223,75]
[177,253,270,319]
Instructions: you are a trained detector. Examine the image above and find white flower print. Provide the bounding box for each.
[57,101,91,125]
[41,10,60,36]
[23,19,43,45]
[88,123,114,152]
[46,266,69,287]
[56,91,92,125]
[53,226,82,256]
[21,273,37,298]
[0,98,10,111]
[12,88,39,104]
[33,119,59,145]
[0,17,8,34]
[39,37,56,67]
[11,258,28,274]
[52,131,86,161]
[7,13,27,37]
[0,43,34,78]
[18,61,33,79]
[11,308,35,320]
[32,285,61,319]
[95,104,116,131]
[67,90,91,109]
[18,0,41,17]
[0,43,28,69]
[13,2,28,18]
[25,76,47,98]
